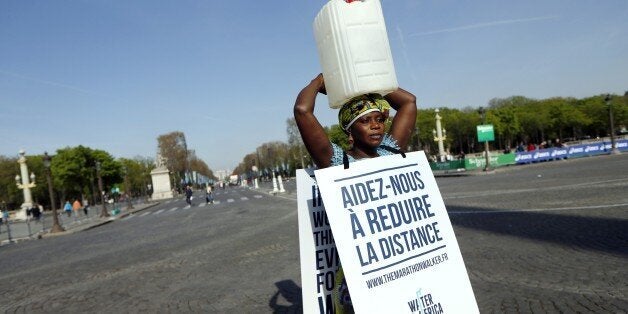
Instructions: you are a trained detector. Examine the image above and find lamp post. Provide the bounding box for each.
[432,109,447,162]
[123,166,134,210]
[15,150,36,220]
[252,165,259,189]
[96,161,110,218]
[43,152,64,233]
[605,94,620,154]
[479,107,491,171]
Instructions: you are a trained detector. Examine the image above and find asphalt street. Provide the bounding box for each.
[0,153,626,313]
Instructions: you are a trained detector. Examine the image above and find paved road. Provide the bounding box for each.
[0,153,626,313]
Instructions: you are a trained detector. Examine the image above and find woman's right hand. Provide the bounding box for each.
[313,73,327,95]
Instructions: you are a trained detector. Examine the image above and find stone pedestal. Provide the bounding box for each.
[150,167,173,200]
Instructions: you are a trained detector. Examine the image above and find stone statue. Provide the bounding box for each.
[155,153,168,169]
[151,152,173,200]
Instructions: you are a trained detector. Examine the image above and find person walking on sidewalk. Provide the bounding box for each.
[64,200,72,217]
[185,185,193,206]
[205,185,213,204]
[72,199,82,219]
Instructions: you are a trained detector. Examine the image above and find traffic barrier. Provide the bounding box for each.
[515,139,627,164]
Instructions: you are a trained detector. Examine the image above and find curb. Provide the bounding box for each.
[36,202,161,239]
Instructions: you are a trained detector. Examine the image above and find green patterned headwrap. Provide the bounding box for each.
[338,93,391,132]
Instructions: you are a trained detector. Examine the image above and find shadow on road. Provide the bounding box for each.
[269,279,302,313]
[447,205,628,257]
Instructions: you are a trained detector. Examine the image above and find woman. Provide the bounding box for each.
[294,73,416,168]
[294,73,417,312]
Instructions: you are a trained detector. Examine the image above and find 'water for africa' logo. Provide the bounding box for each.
[407,289,444,313]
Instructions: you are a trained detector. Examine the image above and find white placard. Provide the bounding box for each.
[297,168,339,313]
[314,151,478,313]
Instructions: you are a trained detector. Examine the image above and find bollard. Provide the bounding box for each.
[5,219,13,243]
[272,175,279,193]
[26,217,32,238]
[41,212,46,233]
[277,175,286,193]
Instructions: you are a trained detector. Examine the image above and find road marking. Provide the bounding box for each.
[183,205,191,209]
[199,203,206,207]
[254,195,262,199]
[121,215,135,221]
[139,212,151,217]
[154,209,165,215]
[169,207,178,212]
[227,199,234,203]
[214,200,221,204]
[449,202,628,215]
[240,197,248,201]
[444,178,628,200]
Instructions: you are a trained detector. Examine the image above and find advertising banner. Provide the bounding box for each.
[314,151,478,313]
[297,168,339,313]
[515,140,628,164]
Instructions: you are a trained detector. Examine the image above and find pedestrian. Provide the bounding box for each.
[83,199,89,216]
[31,204,41,221]
[72,199,82,218]
[294,73,416,313]
[185,185,193,206]
[64,200,72,217]
[205,185,213,204]
[527,142,536,152]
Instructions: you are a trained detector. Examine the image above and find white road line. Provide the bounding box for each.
[214,200,221,204]
[183,205,191,209]
[241,197,249,201]
[254,195,262,199]
[449,203,628,215]
[199,203,206,207]
[121,215,135,221]
[154,209,165,215]
[227,199,234,203]
[139,212,151,217]
[169,207,178,212]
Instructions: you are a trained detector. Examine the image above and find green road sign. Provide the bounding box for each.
[477,124,495,142]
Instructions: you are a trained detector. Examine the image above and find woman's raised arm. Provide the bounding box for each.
[294,74,333,168]
[385,88,417,151]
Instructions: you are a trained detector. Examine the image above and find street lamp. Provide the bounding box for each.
[123,166,134,210]
[479,107,491,171]
[433,109,447,162]
[43,152,64,233]
[95,161,110,217]
[605,94,620,154]
[15,150,36,220]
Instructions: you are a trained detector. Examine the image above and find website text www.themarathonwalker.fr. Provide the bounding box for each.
[365,253,448,289]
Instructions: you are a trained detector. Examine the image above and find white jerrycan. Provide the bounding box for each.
[314,0,398,109]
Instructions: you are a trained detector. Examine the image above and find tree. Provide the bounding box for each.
[0,155,21,210]
[157,131,189,189]
[52,146,121,206]
[119,157,154,197]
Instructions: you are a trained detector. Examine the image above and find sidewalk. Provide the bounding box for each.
[1,200,159,246]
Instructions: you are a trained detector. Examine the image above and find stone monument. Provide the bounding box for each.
[150,153,173,200]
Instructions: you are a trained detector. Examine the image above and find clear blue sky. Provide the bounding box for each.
[1,0,627,171]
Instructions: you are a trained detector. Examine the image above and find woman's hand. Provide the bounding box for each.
[313,73,327,95]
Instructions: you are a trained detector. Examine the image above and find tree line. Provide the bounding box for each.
[232,93,626,177]
[1,131,215,211]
